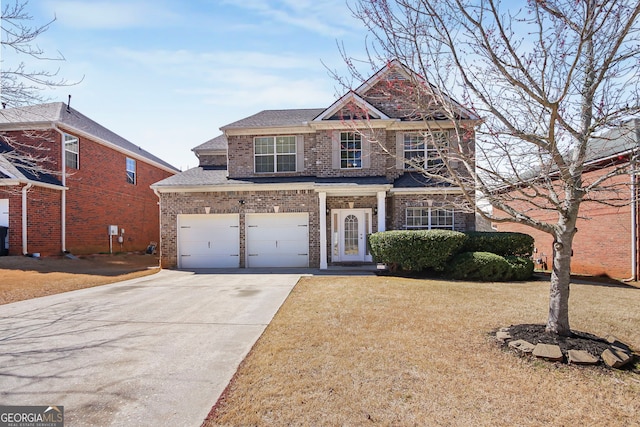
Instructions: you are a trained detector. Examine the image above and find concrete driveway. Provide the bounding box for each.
[0,269,302,426]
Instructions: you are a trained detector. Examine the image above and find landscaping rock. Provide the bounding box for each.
[533,343,563,362]
[496,330,512,342]
[508,339,536,353]
[567,350,599,365]
[602,348,633,369]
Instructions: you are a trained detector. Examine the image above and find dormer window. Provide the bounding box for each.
[254,136,296,173]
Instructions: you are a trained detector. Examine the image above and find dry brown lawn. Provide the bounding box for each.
[206,276,640,426]
[0,254,160,304]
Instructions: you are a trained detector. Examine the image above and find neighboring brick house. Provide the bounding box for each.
[494,119,640,280]
[152,61,478,269]
[0,102,178,256]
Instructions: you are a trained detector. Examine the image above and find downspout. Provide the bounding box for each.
[52,125,67,253]
[153,188,162,268]
[22,182,33,255]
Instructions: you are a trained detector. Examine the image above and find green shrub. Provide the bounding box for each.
[368,230,467,272]
[462,232,534,257]
[445,251,511,281]
[505,256,535,281]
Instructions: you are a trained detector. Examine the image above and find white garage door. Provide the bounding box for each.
[246,213,309,268]
[178,214,240,268]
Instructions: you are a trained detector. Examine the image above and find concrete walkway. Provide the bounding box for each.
[0,269,302,426]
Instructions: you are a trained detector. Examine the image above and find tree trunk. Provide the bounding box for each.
[546,229,575,336]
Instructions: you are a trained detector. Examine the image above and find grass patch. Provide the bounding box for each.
[206,276,640,426]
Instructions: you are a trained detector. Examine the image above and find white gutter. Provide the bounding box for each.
[52,125,67,253]
[22,182,32,254]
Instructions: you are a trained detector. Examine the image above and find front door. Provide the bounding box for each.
[332,209,372,263]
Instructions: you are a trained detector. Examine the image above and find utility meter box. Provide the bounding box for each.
[108,225,119,236]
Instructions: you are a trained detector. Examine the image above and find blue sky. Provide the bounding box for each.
[23,0,372,170]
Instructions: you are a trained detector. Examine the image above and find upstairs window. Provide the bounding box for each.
[64,134,79,169]
[254,136,296,173]
[403,131,448,170]
[340,132,362,169]
[126,157,136,184]
[406,207,455,230]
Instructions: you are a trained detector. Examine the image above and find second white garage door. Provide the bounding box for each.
[246,213,309,268]
[178,214,240,268]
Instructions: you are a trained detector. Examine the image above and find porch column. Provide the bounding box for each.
[377,191,386,232]
[319,191,328,269]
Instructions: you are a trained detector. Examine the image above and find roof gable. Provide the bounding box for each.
[313,92,390,122]
[356,60,478,121]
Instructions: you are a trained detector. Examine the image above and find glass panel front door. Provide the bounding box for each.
[339,210,365,262]
[343,215,359,255]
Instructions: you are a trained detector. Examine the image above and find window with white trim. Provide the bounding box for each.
[406,207,455,230]
[64,134,79,169]
[340,132,362,169]
[126,157,136,184]
[403,131,448,170]
[254,136,296,173]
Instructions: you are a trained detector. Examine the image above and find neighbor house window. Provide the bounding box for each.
[64,134,79,169]
[403,131,448,170]
[406,207,455,230]
[340,132,362,168]
[126,157,136,184]
[254,136,296,173]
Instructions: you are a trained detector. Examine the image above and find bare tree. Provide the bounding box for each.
[0,1,78,188]
[1,0,74,107]
[342,0,640,336]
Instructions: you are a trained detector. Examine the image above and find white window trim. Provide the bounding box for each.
[405,206,455,230]
[126,157,136,184]
[254,136,297,173]
[64,133,79,169]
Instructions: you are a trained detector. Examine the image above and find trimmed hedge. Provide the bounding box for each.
[461,232,534,257]
[505,256,535,281]
[445,252,512,281]
[368,230,467,272]
[445,252,534,281]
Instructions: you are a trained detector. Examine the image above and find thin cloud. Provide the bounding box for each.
[220,0,358,37]
[41,1,180,29]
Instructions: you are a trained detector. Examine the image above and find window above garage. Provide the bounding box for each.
[254,136,297,173]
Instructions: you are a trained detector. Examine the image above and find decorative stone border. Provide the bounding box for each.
[495,325,637,369]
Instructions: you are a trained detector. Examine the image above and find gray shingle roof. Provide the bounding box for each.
[151,167,391,188]
[192,134,227,152]
[221,108,325,129]
[0,137,62,186]
[0,102,179,172]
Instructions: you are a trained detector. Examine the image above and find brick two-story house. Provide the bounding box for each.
[152,61,478,269]
[0,102,178,256]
